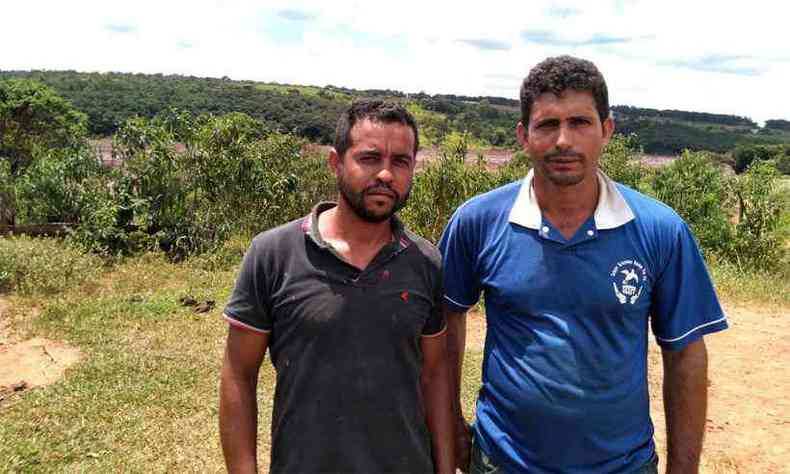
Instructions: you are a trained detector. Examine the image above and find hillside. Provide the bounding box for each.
[1,70,788,154]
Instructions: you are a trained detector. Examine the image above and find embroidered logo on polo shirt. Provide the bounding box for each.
[400,291,409,302]
[610,259,646,305]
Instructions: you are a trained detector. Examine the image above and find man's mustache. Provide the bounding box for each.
[364,183,399,200]
[544,150,584,161]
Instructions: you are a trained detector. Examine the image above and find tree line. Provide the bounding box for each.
[2,70,788,155]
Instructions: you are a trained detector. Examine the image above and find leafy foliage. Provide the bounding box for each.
[729,161,785,269]
[651,151,733,254]
[733,143,790,174]
[70,110,334,257]
[0,79,88,176]
[599,134,647,190]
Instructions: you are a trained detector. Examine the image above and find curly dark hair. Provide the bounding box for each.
[334,99,419,158]
[520,55,609,126]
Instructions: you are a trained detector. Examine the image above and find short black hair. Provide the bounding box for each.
[334,99,419,158]
[520,55,609,126]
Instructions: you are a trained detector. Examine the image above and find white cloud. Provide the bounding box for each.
[1,0,788,122]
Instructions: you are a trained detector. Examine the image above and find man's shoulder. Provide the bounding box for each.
[249,216,308,253]
[615,182,686,230]
[401,228,441,269]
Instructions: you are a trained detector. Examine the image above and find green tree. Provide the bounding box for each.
[0,79,89,224]
[0,79,88,177]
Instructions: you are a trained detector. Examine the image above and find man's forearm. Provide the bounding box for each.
[662,339,708,474]
[422,356,456,474]
[219,368,260,474]
[445,310,467,419]
[444,309,471,471]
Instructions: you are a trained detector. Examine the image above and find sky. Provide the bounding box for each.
[2,0,788,124]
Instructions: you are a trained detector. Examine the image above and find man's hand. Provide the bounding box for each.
[219,323,269,474]
[662,338,708,474]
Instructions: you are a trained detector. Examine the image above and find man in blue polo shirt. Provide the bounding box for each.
[439,56,728,474]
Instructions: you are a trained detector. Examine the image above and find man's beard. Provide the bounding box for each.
[540,151,587,186]
[337,176,410,223]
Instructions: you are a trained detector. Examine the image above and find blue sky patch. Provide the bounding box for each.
[105,23,136,34]
[521,30,632,47]
[662,55,762,76]
[277,9,315,22]
[457,39,511,51]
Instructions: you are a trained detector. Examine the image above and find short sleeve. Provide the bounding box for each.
[650,222,728,351]
[223,239,273,334]
[438,205,482,314]
[422,256,447,336]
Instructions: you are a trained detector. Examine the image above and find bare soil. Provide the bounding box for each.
[0,298,82,401]
[466,301,789,473]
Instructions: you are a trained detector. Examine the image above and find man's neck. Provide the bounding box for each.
[533,173,599,240]
[317,200,394,270]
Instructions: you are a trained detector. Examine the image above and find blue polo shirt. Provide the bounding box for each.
[439,170,727,474]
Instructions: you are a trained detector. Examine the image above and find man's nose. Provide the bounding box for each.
[556,124,573,150]
[376,165,394,183]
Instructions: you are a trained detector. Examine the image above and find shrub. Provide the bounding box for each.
[651,151,732,254]
[401,132,497,243]
[0,235,103,295]
[599,134,647,191]
[727,161,785,269]
[14,145,104,224]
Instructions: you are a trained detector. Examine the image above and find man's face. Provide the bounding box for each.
[517,90,614,187]
[331,119,416,223]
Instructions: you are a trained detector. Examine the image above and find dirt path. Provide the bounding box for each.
[465,301,789,473]
[0,297,82,401]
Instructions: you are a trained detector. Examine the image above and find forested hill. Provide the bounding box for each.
[2,70,788,154]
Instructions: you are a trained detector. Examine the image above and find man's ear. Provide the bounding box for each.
[516,122,528,148]
[329,148,341,175]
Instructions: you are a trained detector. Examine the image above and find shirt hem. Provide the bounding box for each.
[223,313,272,334]
[422,322,448,338]
[443,294,475,313]
[656,316,728,351]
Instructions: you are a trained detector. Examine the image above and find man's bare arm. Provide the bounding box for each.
[219,324,270,474]
[444,306,471,471]
[421,331,455,474]
[662,338,708,474]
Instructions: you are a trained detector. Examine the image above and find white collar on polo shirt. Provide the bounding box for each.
[508,168,635,230]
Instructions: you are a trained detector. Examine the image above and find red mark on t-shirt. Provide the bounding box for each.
[400,291,409,302]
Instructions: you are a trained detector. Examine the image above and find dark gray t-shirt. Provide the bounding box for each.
[224,203,445,474]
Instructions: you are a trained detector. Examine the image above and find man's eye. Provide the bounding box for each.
[394,158,411,167]
[536,120,559,129]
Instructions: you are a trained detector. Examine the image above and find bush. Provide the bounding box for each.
[74,111,335,258]
[14,145,104,224]
[401,132,497,243]
[727,161,785,269]
[0,235,103,295]
[651,150,732,255]
[599,134,647,190]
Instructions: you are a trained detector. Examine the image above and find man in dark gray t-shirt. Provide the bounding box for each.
[219,100,454,474]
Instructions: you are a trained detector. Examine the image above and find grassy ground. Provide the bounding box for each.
[0,245,786,472]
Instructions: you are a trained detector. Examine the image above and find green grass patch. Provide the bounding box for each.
[0,236,104,295]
